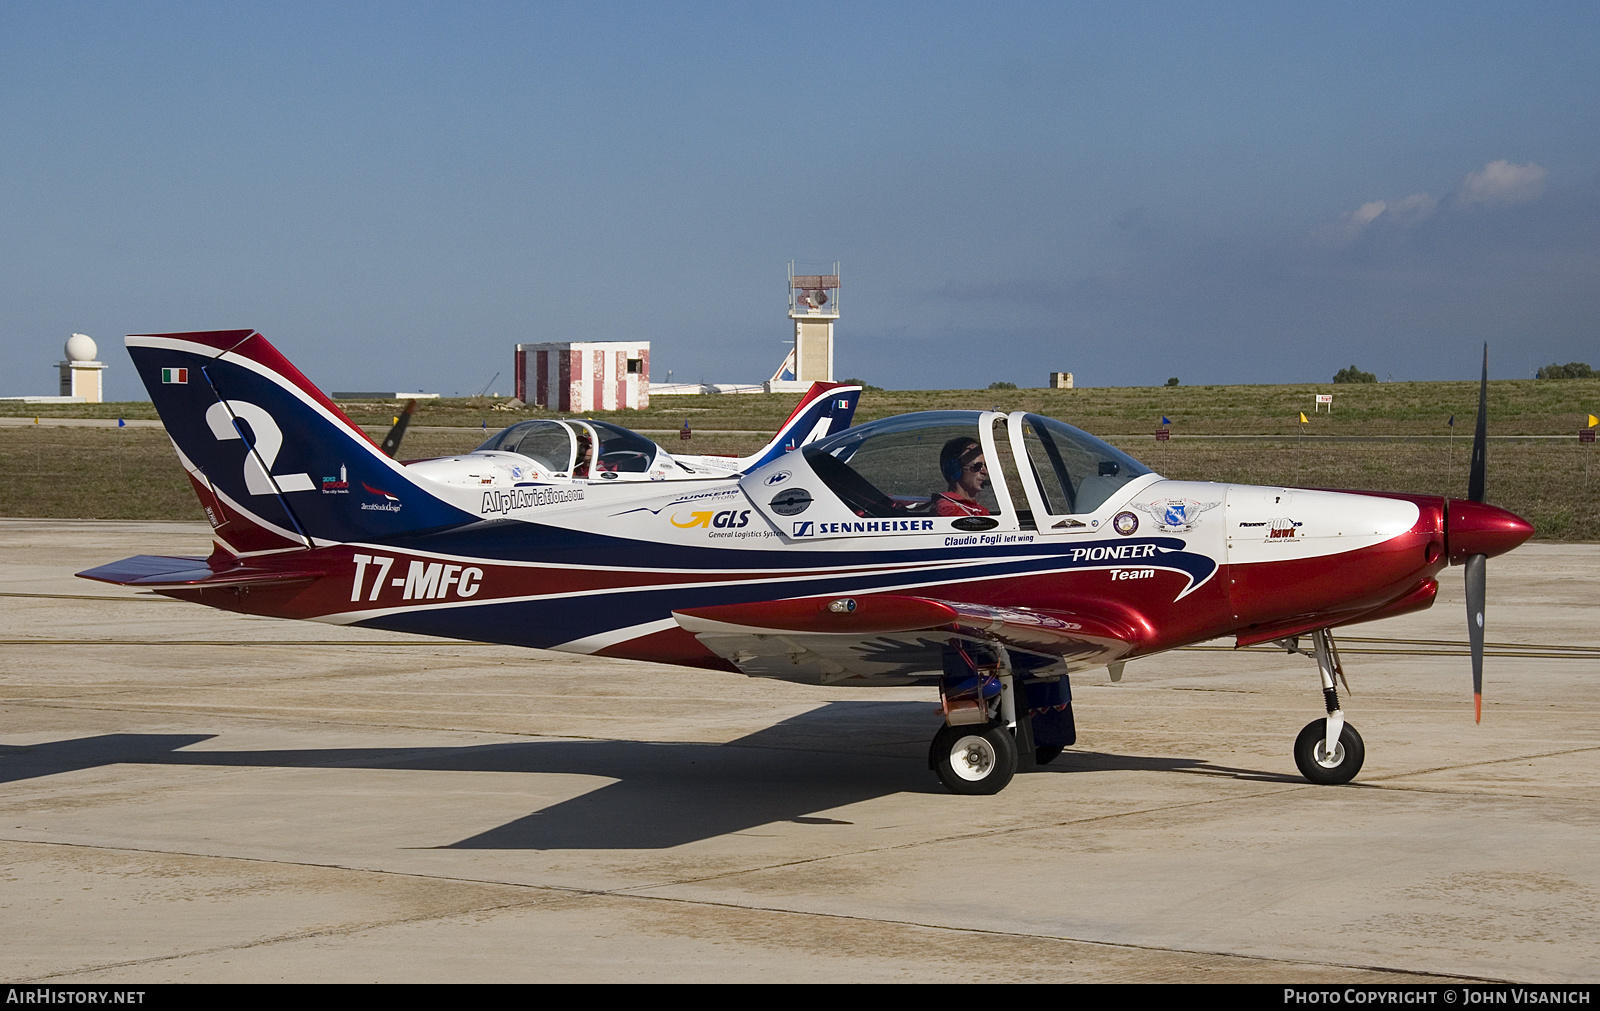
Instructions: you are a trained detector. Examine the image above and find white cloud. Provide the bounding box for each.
[1457,160,1546,207]
[1350,200,1389,226]
[1321,192,1437,243]
[1318,159,1546,244]
[1387,192,1438,223]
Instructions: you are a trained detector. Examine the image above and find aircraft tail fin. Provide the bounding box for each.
[124,330,475,554]
[737,381,862,471]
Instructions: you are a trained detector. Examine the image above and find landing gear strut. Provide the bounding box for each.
[930,648,1023,795]
[928,645,1077,794]
[1284,628,1365,785]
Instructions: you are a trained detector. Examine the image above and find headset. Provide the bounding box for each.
[940,437,980,485]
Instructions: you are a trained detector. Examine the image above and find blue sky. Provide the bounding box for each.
[3,2,1597,399]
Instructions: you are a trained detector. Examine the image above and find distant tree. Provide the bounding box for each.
[840,377,885,392]
[1536,362,1594,379]
[1166,377,1180,386]
[1333,365,1377,384]
[987,381,1018,390]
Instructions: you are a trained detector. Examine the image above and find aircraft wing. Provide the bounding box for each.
[672,594,1139,685]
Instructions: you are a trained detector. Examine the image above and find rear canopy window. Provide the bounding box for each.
[588,421,660,474]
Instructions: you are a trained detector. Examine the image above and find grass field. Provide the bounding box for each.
[8,376,1597,436]
[3,415,1593,539]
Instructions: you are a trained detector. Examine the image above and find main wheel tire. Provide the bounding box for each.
[1293,719,1365,785]
[1035,744,1065,765]
[931,724,1018,795]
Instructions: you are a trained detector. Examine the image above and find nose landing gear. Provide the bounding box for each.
[1294,718,1366,785]
[1281,628,1365,785]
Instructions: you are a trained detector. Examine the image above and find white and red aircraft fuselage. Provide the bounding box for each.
[81,330,1532,794]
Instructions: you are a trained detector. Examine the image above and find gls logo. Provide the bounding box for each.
[204,400,314,496]
[671,510,752,529]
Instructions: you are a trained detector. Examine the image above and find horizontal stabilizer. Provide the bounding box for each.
[77,555,324,589]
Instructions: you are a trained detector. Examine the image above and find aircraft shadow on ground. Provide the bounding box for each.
[0,702,1291,848]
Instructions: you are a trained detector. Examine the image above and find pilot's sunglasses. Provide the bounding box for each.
[966,462,988,472]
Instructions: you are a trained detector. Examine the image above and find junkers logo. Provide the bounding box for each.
[769,488,813,516]
[1112,511,1139,536]
[950,516,998,531]
[764,470,792,486]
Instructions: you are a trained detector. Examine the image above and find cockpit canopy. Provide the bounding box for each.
[798,410,1152,519]
[475,419,667,479]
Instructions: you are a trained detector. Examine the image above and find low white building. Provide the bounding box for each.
[515,342,649,412]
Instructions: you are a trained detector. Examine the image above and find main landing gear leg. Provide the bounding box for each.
[930,650,1022,795]
[1290,628,1365,785]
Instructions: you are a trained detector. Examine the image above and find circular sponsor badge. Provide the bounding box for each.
[1112,511,1139,536]
[770,488,813,516]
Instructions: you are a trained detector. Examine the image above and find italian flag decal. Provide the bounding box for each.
[162,368,188,384]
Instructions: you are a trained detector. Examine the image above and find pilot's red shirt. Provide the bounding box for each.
[933,493,989,517]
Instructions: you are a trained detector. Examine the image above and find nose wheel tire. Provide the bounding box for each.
[1294,718,1365,785]
[931,724,1018,795]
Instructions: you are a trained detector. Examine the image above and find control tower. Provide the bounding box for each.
[767,262,838,393]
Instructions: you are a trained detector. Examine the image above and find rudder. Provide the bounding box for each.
[128,330,475,553]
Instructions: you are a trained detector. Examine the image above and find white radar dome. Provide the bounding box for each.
[64,333,97,362]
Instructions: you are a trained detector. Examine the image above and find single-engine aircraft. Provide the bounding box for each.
[80,330,1533,794]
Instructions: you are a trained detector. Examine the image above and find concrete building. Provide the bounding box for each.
[515,342,650,412]
[768,262,838,394]
[1048,371,1074,389]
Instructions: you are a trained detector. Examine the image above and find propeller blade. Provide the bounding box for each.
[1468,343,1488,503]
[1465,553,1486,722]
[1461,344,1491,721]
[380,399,418,458]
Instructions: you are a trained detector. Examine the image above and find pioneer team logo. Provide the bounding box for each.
[1134,498,1220,533]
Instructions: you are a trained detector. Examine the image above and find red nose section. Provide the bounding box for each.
[1448,499,1534,563]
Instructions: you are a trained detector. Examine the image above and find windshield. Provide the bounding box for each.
[1017,413,1151,515]
[476,420,575,473]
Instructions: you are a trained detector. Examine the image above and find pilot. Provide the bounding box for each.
[934,437,991,516]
